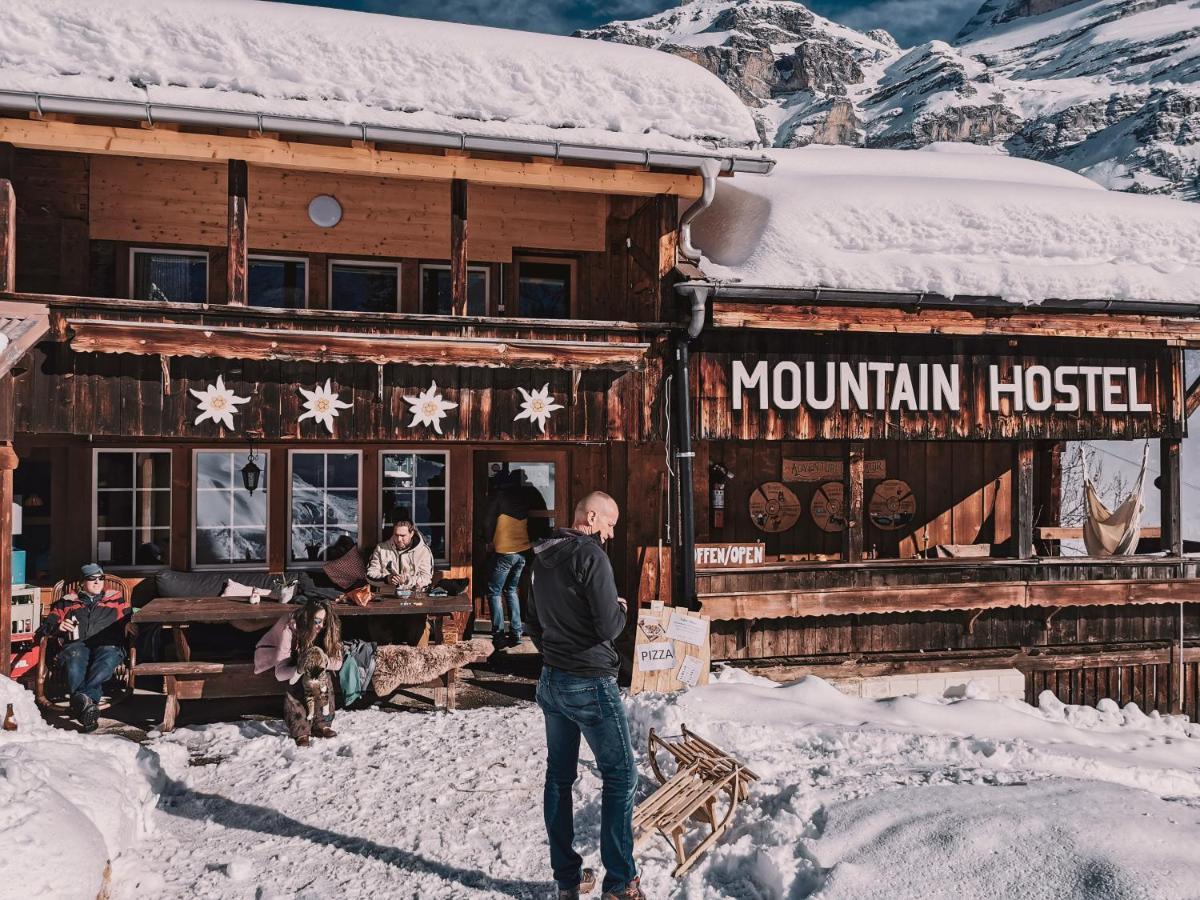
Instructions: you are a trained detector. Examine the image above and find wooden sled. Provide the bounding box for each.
[633,724,759,877]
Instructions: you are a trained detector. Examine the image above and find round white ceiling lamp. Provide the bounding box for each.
[308,194,343,228]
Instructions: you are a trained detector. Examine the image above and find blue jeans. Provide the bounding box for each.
[58,642,124,704]
[536,665,638,894]
[486,551,525,639]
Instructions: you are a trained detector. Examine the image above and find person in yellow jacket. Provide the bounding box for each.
[480,469,546,648]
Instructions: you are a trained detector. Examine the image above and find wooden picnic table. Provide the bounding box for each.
[131,590,473,731]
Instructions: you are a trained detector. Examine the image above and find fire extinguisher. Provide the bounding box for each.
[710,463,732,529]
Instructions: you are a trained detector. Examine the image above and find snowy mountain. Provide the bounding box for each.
[578,0,1200,200]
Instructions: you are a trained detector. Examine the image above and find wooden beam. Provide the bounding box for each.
[226,159,248,306]
[0,179,13,294]
[1186,372,1200,419]
[1036,526,1161,541]
[450,178,468,316]
[0,116,704,198]
[1014,441,1034,559]
[711,302,1200,344]
[66,317,650,370]
[1161,437,1182,556]
[842,441,864,563]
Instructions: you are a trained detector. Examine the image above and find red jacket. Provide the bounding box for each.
[39,588,129,648]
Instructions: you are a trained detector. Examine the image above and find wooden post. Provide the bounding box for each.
[1013,441,1035,559]
[0,178,15,294]
[226,159,248,306]
[843,442,864,563]
[450,178,468,315]
[1161,437,1182,557]
[0,442,16,677]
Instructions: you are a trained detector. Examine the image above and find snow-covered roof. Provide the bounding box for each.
[0,0,761,156]
[692,144,1200,305]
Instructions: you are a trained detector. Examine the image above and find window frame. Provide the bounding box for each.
[513,255,577,319]
[418,263,491,316]
[91,448,173,572]
[191,447,271,571]
[287,449,364,569]
[327,259,403,314]
[129,247,210,303]
[247,253,309,309]
[378,449,451,566]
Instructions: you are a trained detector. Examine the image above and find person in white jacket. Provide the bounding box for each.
[367,520,434,590]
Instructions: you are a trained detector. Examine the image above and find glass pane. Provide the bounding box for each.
[517,262,570,319]
[134,490,171,530]
[326,490,358,526]
[382,489,413,525]
[291,489,324,527]
[96,452,133,490]
[135,452,170,488]
[416,454,446,488]
[96,491,133,528]
[135,530,170,566]
[232,488,269,527]
[96,529,133,567]
[330,264,398,314]
[249,258,307,309]
[420,267,486,316]
[196,452,233,490]
[195,529,232,566]
[423,525,446,561]
[510,463,555,508]
[292,453,325,490]
[415,489,445,524]
[133,252,207,303]
[231,528,268,564]
[196,491,232,528]
[382,454,414,488]
[326,453,359,489]
[292,525,328,562]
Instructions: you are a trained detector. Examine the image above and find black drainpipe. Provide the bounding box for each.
[673,284,711,611]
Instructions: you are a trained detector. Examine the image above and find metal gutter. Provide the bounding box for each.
[677,158,721,263]
[675,281,1200,318]
[0,89,775,176]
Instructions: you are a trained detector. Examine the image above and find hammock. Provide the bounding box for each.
[1082,443,1149,557]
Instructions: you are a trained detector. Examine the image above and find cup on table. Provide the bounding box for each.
[248,588,262,605]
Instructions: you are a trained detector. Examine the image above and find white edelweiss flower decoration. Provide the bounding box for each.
[298,379,353,434]
[190,375,250,430]
[403,381,458,435]
[514,383,564,434]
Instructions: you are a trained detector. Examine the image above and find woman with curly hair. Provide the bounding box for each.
[255,597,344,746]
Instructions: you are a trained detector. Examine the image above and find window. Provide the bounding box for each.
[381,452,448,562]
[194,450,269,567]
[249,255,307,309]
[290,451,360,565]
[131,249,208,302]
[329,261,401,313]
[93,450,171,568]
[516,259,574,319]
[419,264,489,316]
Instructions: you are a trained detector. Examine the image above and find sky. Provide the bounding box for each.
[273,0,986,47]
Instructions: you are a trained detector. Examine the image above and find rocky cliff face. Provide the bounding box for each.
[577,0,1200,200]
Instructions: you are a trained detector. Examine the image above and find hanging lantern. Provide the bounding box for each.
[241,447,261,494]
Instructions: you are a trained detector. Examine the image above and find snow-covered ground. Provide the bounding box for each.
[21,667,1186,900]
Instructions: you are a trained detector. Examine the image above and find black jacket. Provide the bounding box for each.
[527,528,625,678]
[38,588,129,648]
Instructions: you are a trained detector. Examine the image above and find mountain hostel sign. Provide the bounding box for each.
[692,340,1174,441]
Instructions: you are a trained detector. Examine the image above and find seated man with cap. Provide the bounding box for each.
[37,563,130,732]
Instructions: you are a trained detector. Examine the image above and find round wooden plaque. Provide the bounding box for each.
[810,481,846,532]
[869,479,917,530]
[748,482,802,533]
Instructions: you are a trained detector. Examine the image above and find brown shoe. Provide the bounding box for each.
[601,877,644,900]
[557,868,597,899]
[295,735,311,747]
[313,725,337,739]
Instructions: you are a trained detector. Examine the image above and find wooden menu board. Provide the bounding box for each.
[629,604,711,696]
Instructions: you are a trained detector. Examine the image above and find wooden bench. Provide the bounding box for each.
[131,661,285,732]
[633,725,759,877]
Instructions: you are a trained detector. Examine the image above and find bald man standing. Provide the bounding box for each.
[527,492,642,900]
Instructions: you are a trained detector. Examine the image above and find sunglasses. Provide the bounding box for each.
[85,575,104,581]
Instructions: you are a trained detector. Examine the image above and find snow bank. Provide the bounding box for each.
[0,677,164,900]
[0,0,760,153]
[694,143,1200,304]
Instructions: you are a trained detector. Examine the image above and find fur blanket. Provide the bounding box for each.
[371,639,493,696]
